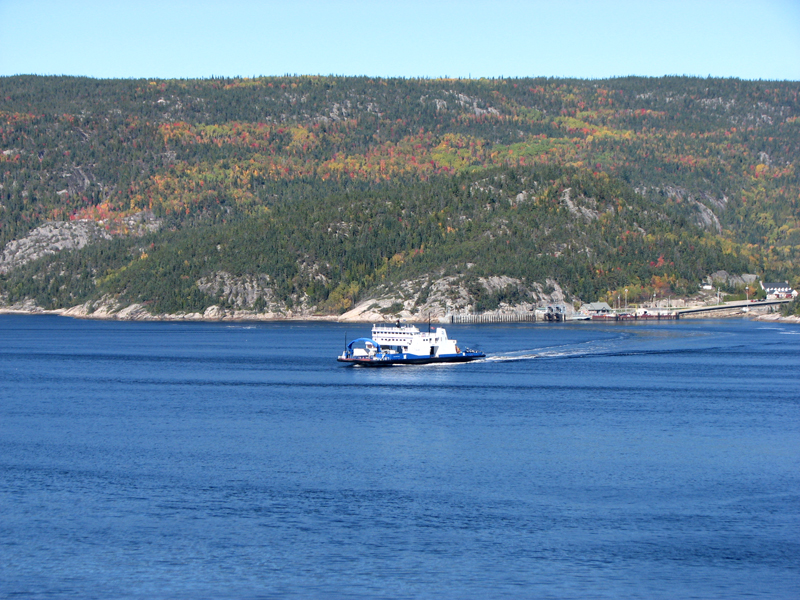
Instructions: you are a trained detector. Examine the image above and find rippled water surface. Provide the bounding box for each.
[1,316,799,599]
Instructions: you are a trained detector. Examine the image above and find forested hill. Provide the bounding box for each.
[0,75,798,318]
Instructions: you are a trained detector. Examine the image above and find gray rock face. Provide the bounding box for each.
[560,187,601,221]
[0,212,162,276]
[119,211,162,235]
[338,275,567,322]
[660,185,725,233]
[0,220,112,274]
[196,271,278,310]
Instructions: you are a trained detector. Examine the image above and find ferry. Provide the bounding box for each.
[338,322,485,366]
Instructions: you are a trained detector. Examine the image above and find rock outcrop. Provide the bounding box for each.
[339,275,567,322]
[197,271,279,310]
[0,212,162,274]
[0,220,112,274]
[2,260,571,323]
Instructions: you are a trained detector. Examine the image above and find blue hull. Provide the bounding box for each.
[338,352,485,367]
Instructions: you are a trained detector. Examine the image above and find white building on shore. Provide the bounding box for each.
[760,281,797,300]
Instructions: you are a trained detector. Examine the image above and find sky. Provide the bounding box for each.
[1,0,799,81]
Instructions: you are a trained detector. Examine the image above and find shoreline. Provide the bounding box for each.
[0,306,346,323]
[2,306,799,325]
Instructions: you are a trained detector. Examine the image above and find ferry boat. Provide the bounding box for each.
[338,322,485,366]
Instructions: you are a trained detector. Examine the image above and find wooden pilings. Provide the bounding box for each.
[448,312,537,324]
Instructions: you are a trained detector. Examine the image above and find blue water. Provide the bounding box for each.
[1,316,798,599]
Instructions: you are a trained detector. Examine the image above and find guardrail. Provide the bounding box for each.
[676,298,790,315]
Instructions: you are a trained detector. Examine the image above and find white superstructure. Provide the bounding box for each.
[371,322,461,357]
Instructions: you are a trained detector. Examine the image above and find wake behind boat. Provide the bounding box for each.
[338,322,485,366]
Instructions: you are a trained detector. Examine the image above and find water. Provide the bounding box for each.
[1,316,798,599]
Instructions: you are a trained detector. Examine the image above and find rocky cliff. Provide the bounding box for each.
[0,212,162,275]
[0,220,112,274]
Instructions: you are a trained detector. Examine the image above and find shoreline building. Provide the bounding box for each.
[760,281,797,300]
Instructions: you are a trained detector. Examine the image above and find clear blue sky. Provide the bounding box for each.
[1,0,799,80]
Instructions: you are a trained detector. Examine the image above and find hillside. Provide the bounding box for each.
[1,75,798,319]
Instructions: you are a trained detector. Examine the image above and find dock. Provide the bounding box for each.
[448,312,537,324]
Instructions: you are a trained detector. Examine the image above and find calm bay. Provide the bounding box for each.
[1,316,798,599]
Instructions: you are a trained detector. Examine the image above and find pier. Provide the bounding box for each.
[589,312,679,321]
[448,312,537,324]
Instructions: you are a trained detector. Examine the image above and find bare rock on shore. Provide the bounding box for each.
[197,271,279,311]
[755,312,800,324]
[338,275,566,322]
[0,298,52,314]
[196,271,321,319]
[2,271,571,324]
[115,304,154,320]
